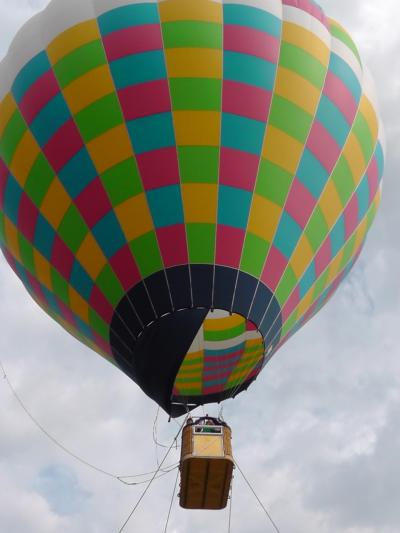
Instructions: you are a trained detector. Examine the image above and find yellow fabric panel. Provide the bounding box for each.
[262,126,304,174]
[359,96,379,142]
[86,124,133,174]
[353,217,368,251]
[9,131,40,186]
[33,250,52,290]
[159,0,223,22]
[40,180,71,228]
[342,134,367,186]
[290,233,314,278]
[204,313,244,331]
[76,233,107,279]
[274,67,321,115]
[47,20,100,65]
[247,194,281,242]
[69,287,89,323]
[282,22,330,66]
[115,194,153,240]
[326,249,344,284]
[62,65,115,114]
[0,94,16,137]
[182,183,217,223]
[165,49,222,78]
[174,111,220,145]
[296,288,314,318]
[4,218,20,262]
[318,180,343,227]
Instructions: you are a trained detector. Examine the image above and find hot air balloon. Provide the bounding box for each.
[0,0,384,424]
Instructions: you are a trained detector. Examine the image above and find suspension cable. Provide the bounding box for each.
[228,481,233,533]
[164,466,179,533]
[118,420,185,532]
[234,459,281,533]
[0,359,179,485]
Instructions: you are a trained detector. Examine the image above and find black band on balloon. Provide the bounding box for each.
[110,265,282,417]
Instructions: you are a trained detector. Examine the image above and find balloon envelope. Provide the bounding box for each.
[0,0,384,415]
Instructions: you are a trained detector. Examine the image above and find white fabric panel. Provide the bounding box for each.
[283,5,330,47]
[95,0,155,16]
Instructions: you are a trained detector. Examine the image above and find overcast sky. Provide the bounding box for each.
[0,1,399,532]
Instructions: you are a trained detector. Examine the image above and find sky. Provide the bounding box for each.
[0,1,399,532]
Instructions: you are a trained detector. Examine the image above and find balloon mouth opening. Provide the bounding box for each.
[109,265,282,417]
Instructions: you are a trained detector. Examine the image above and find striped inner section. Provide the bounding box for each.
[173,310,264,397]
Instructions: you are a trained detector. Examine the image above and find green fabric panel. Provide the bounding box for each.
[24,154,55,207]
[170,78,221,110]
[256,160,292,206]
[96,264,124,306]
[162,21,222,49]
[102,158,143,206]
[275,266,297,307]
[0,110,26,165]
[204,322,246,341]
[130,231,163,277]
[352,113,375,163]
[305,206,329,252]
[279,42,326,89]
[89,307,109,340]
[58,205,88,253]
[329,24,361,65]
[312,270,329,300]
[281,311,297,337]
[179,146,219,183]
[51,268,69,304]
[366,201,378,231]
[74,93,123,142]
[331,157,355,206]
[54,40,107,88]
[18,234,34,274]
[269,95,312,143]
[186,223,215,263]
[240,232,269,277]
[340,234,356,269]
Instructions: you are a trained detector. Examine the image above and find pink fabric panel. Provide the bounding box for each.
[136,147,180,189]
[76,178,112,228]
[282,286,300,322]
[367,157,379,201]
[224,25,280,63]
[284,178,316,228]
[118,80,171,120]
[19,70,59,124]
[323,71,358,125]
[314,237,332,277]
[219,147,259,191]
[102,25,163,61]
[216,225,245,268]
[156,224,188,267]
[43,119,83,173]
[18,193,39,242]
[261,246,288,290]
[109,244,141,291]
[307,121,341,173]
[89,285,114,323]
[51,235,75,279]
[222,80,271,122]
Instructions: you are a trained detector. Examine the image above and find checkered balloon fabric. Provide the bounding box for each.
[0,0,384,415]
